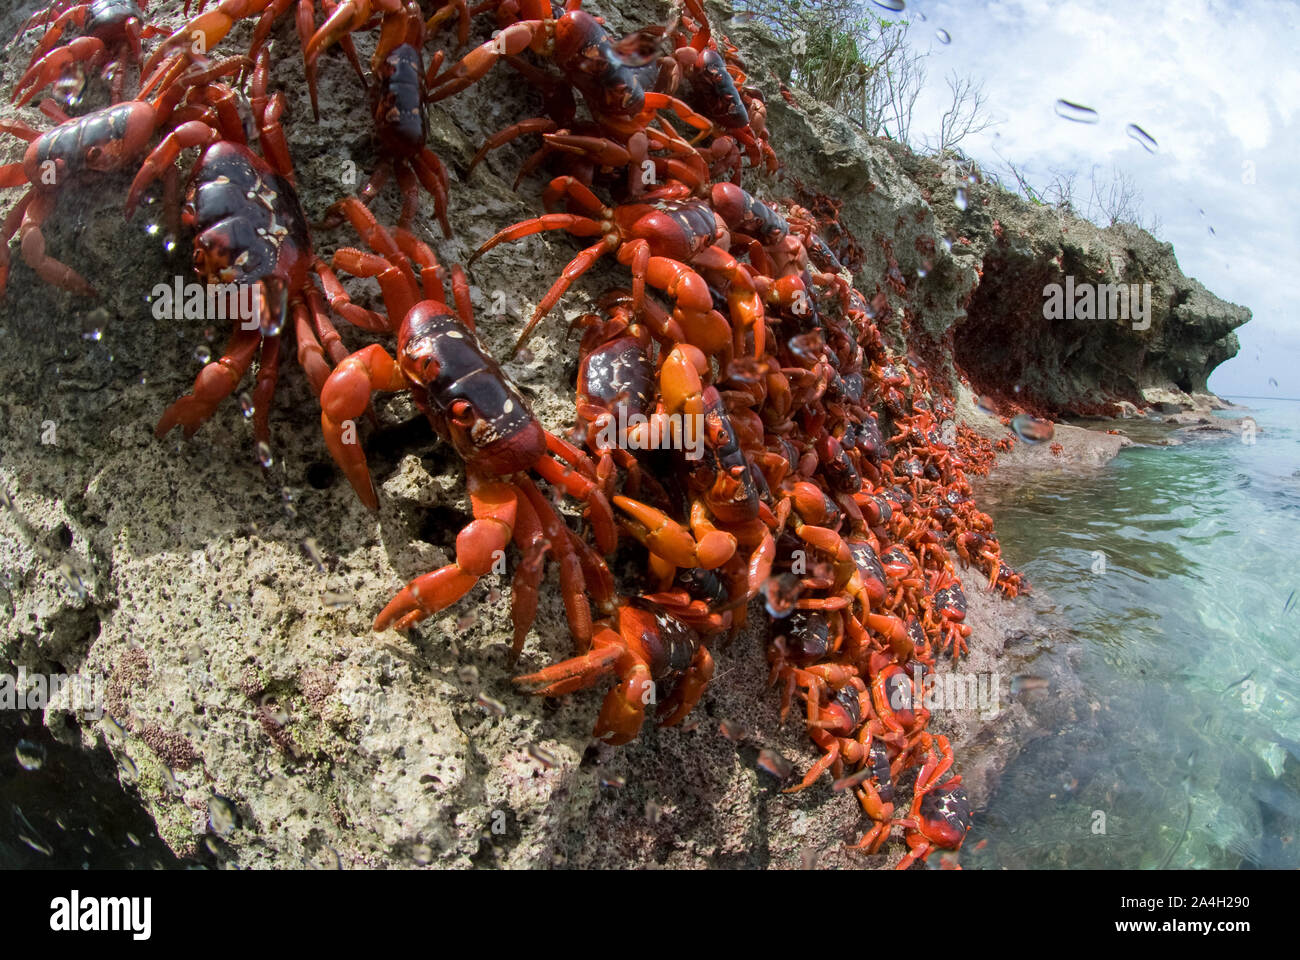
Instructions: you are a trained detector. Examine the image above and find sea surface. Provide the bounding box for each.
[966,399,1300,869]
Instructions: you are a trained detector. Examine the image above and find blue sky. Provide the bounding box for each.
[844,0,1299,397]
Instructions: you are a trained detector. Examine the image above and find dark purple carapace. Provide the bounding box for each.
[398,305,544,476]
[817,433,860,494]
[867,738,894,803]
[374,43,426,153]
[30,101,149,177]
[687,385,760,524]
[628,198,719,261]
[579,335,655,423]
[831,681,862,729]
[638,601,702,680]
[781,608,831,663]
[920,782,973,846]
[675,565,729,607]
[712,183,788,245]
[187,142,311,307]
[848,538,887,598]
[553,10,652,120]
[682,47,748,130]
[932,582,967,621]
[856,416,886,463]
[84,0,143,40]
[881,546,917,581]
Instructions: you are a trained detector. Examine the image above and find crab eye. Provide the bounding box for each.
[450,399,475,427]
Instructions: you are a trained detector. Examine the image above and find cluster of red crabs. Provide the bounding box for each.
[1,0,1029,868]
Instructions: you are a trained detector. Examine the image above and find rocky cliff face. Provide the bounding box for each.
[883,145,1249,417]
[0,0,1237,868]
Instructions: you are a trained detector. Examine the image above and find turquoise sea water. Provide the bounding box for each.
[965,400,1300,869]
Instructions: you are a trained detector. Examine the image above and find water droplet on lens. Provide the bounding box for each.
[954,187,968,211]
[762,573,800,618]
[757,748,793,780]
[57,562,87,600]
[1126,123,1158,152]
[117,753,138,781]
[15,739,46,771]
[1054,99,1100,123]
[871,0,905,10]
[323,588,354,608]
[194,344,212,364]
[1010,413,1054,443]
[527,743,557,768]
[719,719,748,741]
[301,537,325,572]
[81,307,108,342]
[208,795,238,836]
[936,28,951,43]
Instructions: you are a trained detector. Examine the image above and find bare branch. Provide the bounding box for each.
[929,70,999,156]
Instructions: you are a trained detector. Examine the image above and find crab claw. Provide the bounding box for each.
[13,36,105,107]
[614,496,736,570]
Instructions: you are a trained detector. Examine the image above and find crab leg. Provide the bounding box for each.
[373,474,519,631]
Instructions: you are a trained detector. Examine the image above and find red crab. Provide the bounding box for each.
[12,0,166,106]
[470,177,763,357]
[925,570,971,662]
[124,51,372,460]
[319,6,451,235]
[513,600,714,745]
[427,0,714,144]
[892,734,972,869]
[141,0,407,118]
[0,55,241,297]
[311,206,616,655]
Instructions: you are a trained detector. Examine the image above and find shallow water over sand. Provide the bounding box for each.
[966,400,1300,869]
